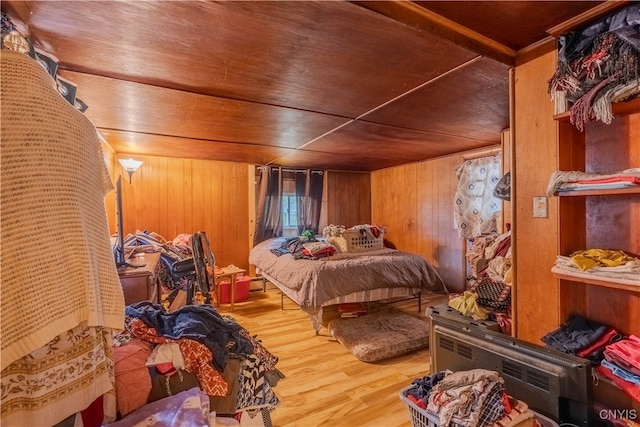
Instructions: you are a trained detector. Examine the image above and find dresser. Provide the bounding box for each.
[117,251,161,305]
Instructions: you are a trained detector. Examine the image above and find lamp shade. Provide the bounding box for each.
[118,158,143,172]
[119,158,143,183]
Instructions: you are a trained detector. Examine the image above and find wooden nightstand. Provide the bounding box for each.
[117,252,161,305]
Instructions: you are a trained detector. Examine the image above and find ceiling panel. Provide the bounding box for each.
[412,1,607,50]
[65,71,349,149]
[0,1,615,171]
[302,121,492,161]
[362,57,510,141]
[274,149,412,172]
[101,130,295,165]
[6,1,478,117]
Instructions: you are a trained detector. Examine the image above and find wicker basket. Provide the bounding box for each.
[329,229,384,253]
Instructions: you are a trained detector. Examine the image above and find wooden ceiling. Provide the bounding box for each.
[1,1,619,171]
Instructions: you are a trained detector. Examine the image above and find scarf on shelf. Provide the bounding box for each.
[548,4,640,130]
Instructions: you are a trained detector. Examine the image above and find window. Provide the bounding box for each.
[282,193,298,230]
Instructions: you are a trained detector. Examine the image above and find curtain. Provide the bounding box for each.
[295,170,324,235]
[453,154,502,239]
[254,167,283,245]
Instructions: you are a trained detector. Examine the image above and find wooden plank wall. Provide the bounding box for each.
[325,171,371,227]
[105,148,498,297]
[106,156,373,272]
[513,50,560,343]
[370,151,496,294]
[113,154,250,271]
[105,148,501,298]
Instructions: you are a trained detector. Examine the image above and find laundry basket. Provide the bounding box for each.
[399,386,440,427]
[329,229,384,253]
[399,385,560,427]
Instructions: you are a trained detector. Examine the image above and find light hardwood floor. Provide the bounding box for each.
[223,283,449,427]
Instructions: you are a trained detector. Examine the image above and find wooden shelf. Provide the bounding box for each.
[554,78,640,352]
[555,187,640,197]
[553,271,640,294]
[592,370,640,411]
[554,96,640,122]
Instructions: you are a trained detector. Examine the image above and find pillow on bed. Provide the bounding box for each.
[328,309,429,362]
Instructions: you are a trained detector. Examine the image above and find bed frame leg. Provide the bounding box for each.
[418,292,422,313]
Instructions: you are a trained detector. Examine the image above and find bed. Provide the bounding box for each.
[249,237,448,331]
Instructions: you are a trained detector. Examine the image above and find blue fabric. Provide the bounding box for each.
[542,315,610,354]
[126,302,253,371]
[601,359,640,386]
[407,371,446,400]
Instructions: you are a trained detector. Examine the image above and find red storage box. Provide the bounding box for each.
[217,275,251,304]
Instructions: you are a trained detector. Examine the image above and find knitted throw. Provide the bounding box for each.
[0,50,125,369]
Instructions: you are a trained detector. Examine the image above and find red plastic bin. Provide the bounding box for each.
[217,275,251,304]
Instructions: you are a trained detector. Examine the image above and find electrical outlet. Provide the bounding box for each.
[533,197,548,218]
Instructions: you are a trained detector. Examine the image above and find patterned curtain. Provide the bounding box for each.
[453,155,502,239]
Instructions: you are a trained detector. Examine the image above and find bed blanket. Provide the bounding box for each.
[249,238,447,313]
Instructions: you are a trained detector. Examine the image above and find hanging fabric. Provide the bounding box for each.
[493,171,511,201]
[453,154,502,239]
[295,169,324,235]
[1,49,123,425]
[254,166,284,245]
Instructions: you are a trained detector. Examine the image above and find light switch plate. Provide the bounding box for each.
[533,197,548,218]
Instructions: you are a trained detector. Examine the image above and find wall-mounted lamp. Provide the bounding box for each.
[119,158,143,183]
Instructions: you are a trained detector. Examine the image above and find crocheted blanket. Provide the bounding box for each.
[0,50,125,369]
[1,325,116,426]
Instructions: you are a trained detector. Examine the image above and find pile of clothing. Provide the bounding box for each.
[597,335,640,403]
[550,247,640,286]
[123,231,198,292]
[112,302,282,423]
[270,235,337,259]
[542,315,639,404]
[546,169,640,197]
[542,314,619,360]
[547,4,640,131]
[405,369,542,427]
[449,231,512,334]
